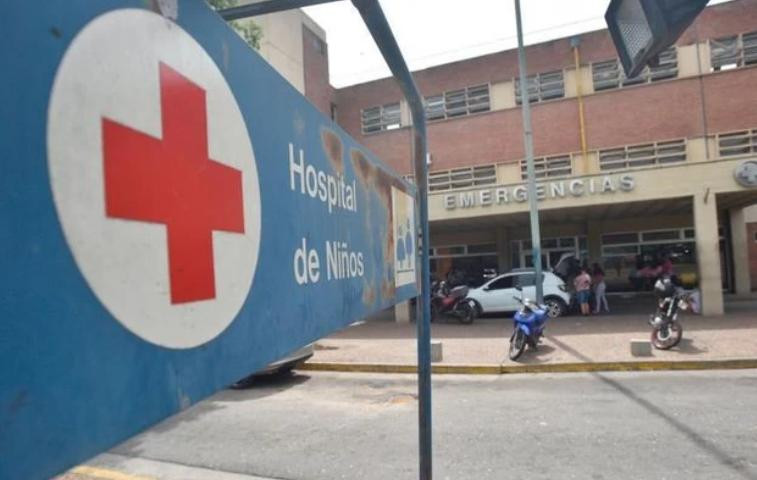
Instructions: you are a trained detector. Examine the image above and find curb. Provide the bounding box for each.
[301,359,757,375]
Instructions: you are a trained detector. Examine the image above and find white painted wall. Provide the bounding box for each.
[235,1,326,94]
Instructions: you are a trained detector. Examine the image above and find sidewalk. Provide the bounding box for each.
[305,298,757,373]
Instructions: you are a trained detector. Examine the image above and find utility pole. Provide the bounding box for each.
[514,0,544,303]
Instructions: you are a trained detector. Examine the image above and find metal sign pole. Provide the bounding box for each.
[514,0,544,303]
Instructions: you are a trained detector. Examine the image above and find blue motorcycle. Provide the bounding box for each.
[508,292,549,361]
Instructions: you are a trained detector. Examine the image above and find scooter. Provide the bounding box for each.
[648,276,688,350]
[508,288,549,360]
[430,280,477,324]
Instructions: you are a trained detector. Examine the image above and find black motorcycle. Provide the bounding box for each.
[648,276,689,350]
[430,280,477,324]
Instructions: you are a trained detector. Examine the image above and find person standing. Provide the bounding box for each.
[592,263,609,314]
[574,267,592,316]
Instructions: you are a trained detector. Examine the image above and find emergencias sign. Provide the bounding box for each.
[0,3,417,479]
[443,174,635,209]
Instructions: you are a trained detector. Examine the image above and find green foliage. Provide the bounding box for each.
[206,0,263,50]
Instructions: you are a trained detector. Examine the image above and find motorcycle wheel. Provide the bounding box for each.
[651,321,683,350]
[509,329,527,361]
[457,300,476,325]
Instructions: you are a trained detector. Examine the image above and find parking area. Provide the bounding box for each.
[308,295,757,367]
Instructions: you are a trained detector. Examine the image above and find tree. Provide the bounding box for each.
[207,0,263,50]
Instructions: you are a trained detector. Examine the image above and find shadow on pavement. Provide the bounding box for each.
[327,309,757,341]
[517,344,557,364]
[548,335,757,480]
[223,372,311,400]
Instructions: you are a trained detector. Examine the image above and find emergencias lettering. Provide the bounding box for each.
[444,174,635,209]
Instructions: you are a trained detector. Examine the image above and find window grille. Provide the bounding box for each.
[592,47,677,91]
[598,139,686,171]
[520,155,572,180]
[592,60,621,91]
[361,103,401,134]
[424,84,490,121]
[711,30,757,71]
[717,129,757,157]
[601,228,694,257]
[424,95,445,120]
[428,164,497,192]
[431,244,497,258]
[515,70,565,104]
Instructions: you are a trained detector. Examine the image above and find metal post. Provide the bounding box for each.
[350,2,432,479]
[514,0,544,303]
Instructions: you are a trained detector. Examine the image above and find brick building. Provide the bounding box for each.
[301,0,756,316]
[269,0,757,315]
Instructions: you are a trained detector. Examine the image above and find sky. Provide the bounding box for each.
[303,0,732,88]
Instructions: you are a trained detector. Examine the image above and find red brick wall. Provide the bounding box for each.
[302,26,333,117]
[358,127,413,174]
[425,99,583,172]
[749,222,757,290]
[583,78,707,149]
[703,68,757,134]
[333,0,757,175]
[680,0,757,45]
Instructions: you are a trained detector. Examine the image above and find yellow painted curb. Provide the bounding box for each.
[301,362,500,374]
[302,359,757,375]
[70,466,154,480]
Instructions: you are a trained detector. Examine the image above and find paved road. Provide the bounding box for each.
[87,370,757,480]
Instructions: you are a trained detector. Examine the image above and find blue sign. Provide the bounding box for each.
[0,2,417,478]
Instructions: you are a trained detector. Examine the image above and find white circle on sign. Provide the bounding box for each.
[47,9,261,349]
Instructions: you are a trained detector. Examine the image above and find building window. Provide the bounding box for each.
[511,236,587,270]
[600,230,696,267]
[592,47,677,91]
[598,139,686,171]
[515,70,564,104]
[313,36,326,55]
[520,154,572,180]
[428,164,497,192]
[716,129,757,157]
[430,243,499,286]
[361,102,401,134]
[710,30,757,71]
[329,102,337,122]
[424,84,490,121]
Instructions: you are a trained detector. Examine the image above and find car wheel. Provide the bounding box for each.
[469,299,483,317]
[544,297,566,318]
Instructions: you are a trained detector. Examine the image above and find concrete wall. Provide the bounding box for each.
[237,2,329,104]
[749,222,757,289]
[302,23,333,117]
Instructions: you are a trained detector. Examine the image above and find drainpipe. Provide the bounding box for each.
[693,22,711,160]
[571,36,589,171]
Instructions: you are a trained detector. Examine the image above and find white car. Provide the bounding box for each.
[467,270,570,318]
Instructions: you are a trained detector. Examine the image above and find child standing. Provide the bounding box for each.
[592,263,609,314]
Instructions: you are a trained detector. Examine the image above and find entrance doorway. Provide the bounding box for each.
[514,236,587,270]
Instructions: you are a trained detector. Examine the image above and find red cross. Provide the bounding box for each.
[102,62,245,304]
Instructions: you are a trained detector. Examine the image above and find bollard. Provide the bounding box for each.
[630,339,652,357]
[430,341,443,363]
